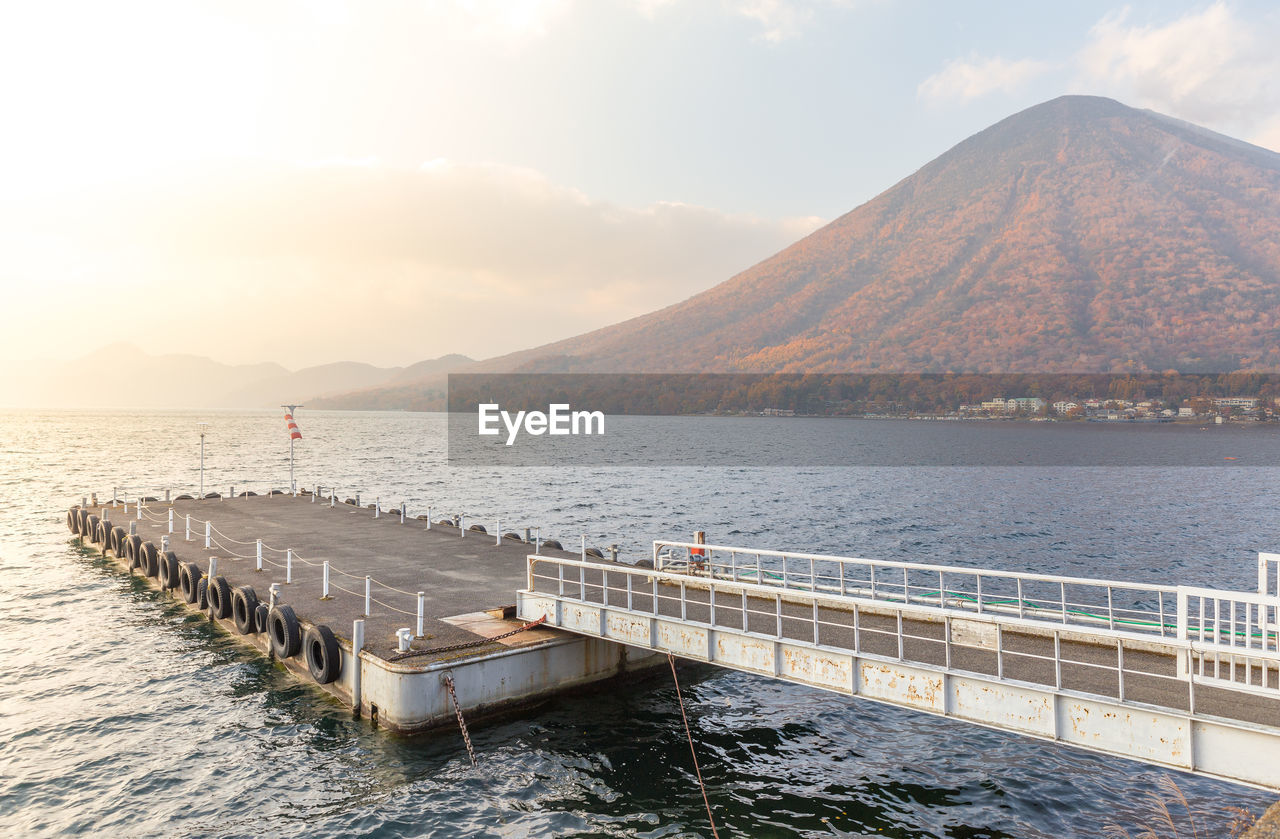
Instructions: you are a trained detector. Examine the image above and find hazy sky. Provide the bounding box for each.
[1,0,1277,370]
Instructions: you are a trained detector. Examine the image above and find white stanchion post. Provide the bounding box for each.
[323,561,330,598]
[581,535,586,561]
[112,487,118,507]
[426,507,432,530]
[209,556,218,578]
[256,539,263,572]
[330,491,335,508]
[168,509,174,534]
[495,519,501,546]
[185,514,191,541]
[355,492,360,508]
[364,576,371,616]
[400,502,406,524]
[286,549,293,584]
[129,521,137,536]
[230,486,234,500]
[136,503,141,521]
[460,516,465,538]
[205,521,211,549]
[375,497,380,519]
[416,592,425,637]
[82,495,87,509]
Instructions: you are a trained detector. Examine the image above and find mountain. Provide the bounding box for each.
[306,354,476,411]
[480,95,1280,375]
[0,344,470,409]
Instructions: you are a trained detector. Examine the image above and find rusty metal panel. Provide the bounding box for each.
[655,619,708,659]
[779,643,853,692]
[517,592,557,624]
[859,661,945,713]
[713,631,775,674]
[1057,697,1190,767]
[948,675,1055,737]
[561,602,603,636]
[605,611,652,646]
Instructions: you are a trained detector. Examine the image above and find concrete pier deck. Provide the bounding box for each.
[74,492,657,733]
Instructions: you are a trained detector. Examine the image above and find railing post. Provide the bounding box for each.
[168,508,174,534]
[205,521,211,549]
[374,497,379,518]
[256,539,263,572]
[401,502,406,524]
[330,491,335,508]
[426,507,432,529]
[495,519,501,546]
[417,591,425,637]
[112,487,118,507]
[581,535,586,561]
[185,514,192,541]
[286,549,293,584]
[460,515,465,537]
[323,561,330,598]
[364,576,371,616]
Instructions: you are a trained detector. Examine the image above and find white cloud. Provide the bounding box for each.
[0,162,825,367]
[1076,2,1280,144]
[729,0,814,43]
[917,55,1052,104]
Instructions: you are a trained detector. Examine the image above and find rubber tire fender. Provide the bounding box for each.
[254,603,269,635]
[468,524,487,534]
[268,604,302,658]
[206,575,232,619]
[231,586,259,635]
[66,508,77,533]
[304,624,341,684]
[139,542,159,577]
[76,508,90,537]
[178,562,203,603]
[585,547,604,558]
[195,577,208,610]
[158,551,180,590]
[542,539,563,551]
[124,535,142,569]
[109,526,125,555]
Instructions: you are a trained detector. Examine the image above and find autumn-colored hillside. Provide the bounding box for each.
[485,95,1280,375]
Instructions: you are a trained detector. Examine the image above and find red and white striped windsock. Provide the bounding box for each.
[285,412,302,441]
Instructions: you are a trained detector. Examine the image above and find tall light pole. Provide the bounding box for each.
[197,422,209,498]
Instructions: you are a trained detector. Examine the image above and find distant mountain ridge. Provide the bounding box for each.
[474,96,1280,375]
[0,343,474,409]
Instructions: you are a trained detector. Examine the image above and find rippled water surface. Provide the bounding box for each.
[2,410,1277,837]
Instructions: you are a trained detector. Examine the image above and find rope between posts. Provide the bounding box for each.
[387,616,548,660]
[370,596,417,617]
[330,581,365,598]
[669,654,720,839]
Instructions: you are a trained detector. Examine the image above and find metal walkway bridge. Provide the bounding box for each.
[517,543,1280,792]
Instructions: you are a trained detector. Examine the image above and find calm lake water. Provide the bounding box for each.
[1,409,1278,838]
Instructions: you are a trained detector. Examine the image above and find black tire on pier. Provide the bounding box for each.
[76,508,90,536]
[244,491,258,497]
[139,542,159,577]
[254,603,269,635]
[109,526,123,555]
[174,494,194,501]
[93,519,108,545]
[304,625,341,684]
[503,532,524,542]
[158,551,180,590]
[123,535,141,569]
[585,547,604,558]
[268,604,302,658]
[634,559,655,569]
[206,575,232,619]
[203,492,220,500]
[196,577,208,610]
[231,586,259,635]
[66,509,77,533]
[542,540,563,551]
[468,524,487,534]
[344,498,357,506]
[178,562,203,603]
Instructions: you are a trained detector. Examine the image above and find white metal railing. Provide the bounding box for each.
[1261,552,1280,598]
[1178,585,1280,695]
[524,554,1204,706]
[653,540,1181,639]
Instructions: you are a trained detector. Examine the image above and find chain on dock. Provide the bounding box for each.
[443,674,477,767]
[387,615,548,661]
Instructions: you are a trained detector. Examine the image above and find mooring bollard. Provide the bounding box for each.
[323,561,330,598]
[351,619,365,717]
[269,583,281,608]
[204,521,211,549]
[256,539,263,572]
[185,514,191,541]
[417,591,425,637]
[286,549,293,584]
[364,576,372,616]
[161,535,169,552]
[396,628,412,653]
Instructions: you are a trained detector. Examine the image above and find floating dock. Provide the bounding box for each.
[67,491,660,733]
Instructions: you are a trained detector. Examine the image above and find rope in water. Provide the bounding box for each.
[669,654,719,839]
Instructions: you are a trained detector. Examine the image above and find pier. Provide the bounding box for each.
[67,490,661,734]
[67,490,1280,793]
